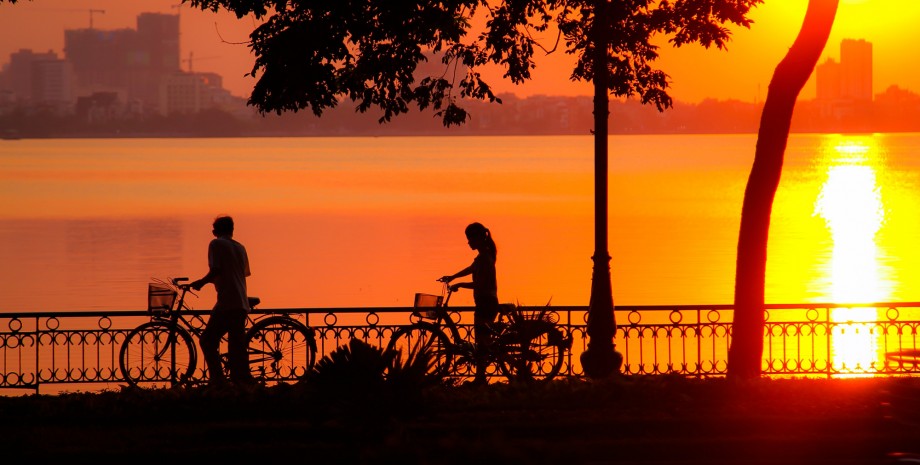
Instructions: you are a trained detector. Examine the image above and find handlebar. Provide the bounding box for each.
[436,279,454,307]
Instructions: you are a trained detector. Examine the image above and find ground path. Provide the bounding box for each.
[2,376,919,463]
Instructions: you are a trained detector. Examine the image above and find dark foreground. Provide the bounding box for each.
[3,376,920,464]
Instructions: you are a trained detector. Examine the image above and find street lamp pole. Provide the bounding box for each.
[580,0,622,378]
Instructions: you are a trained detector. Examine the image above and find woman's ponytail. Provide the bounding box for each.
[466,222,497,258]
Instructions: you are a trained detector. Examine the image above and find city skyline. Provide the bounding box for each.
[0,10,248,119]
[0,10,891,121]
[6,11,919,139]
[0,0,916,104]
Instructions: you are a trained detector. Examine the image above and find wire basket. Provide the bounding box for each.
[414,293,442,320]
[147,282,177,315]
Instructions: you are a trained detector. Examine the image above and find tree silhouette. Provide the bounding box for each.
[0,0,761,377]
[728,0,838,379]
[184,0,761,378]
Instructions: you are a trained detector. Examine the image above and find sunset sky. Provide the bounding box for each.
[0,0,916,104]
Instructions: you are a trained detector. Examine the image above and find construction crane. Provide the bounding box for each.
[87,9,105,29]
[181,51,219,73]
[44,8,107,29]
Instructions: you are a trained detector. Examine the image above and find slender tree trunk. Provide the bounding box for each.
[728,0,838,379]
[581,0,622,378]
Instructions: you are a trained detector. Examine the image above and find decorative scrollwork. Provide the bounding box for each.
[4,303,920,393]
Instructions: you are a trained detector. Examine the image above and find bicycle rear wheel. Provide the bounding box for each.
[386,323,453,379]
[246,316,316,383]
[119,321,197,388]
[498,325,566,382]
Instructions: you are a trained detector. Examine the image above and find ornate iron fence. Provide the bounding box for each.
[2,302,920,394]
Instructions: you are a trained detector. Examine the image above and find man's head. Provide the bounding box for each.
[212,216,234,237]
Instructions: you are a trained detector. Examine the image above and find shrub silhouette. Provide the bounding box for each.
[303,338,441,416]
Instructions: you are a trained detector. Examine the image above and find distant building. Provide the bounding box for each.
[134,13,181,105]
[64,13,180,111]
[75,91,122,123]
[817,39,872,103]
[30,58,74,107]
[815,39,873,119]
[0,49,73,112]
[64,28,136,96]
[840,38,872,102]
[2,49,60,102]
[159,72,207,115]
[158,70,249,117]
[816,58,841,101]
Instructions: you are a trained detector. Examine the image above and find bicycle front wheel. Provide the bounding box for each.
[498,326,566,382]
[246,316,316,383]
[386,323,453,379]
[119,321,197,388]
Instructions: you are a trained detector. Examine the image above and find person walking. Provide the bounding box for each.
[191,215,254,387]
[440,222,499,385]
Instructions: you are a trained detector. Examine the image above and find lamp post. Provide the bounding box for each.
[580,0,623,378]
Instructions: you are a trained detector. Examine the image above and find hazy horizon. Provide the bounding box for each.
[1,0,917,104]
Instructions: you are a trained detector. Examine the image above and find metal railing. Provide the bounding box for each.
[2,302,920,394]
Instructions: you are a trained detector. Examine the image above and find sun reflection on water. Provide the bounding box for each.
[812,138,887,372]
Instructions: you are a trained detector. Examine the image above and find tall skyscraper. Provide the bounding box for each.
[840,38,872,102]
[816,58,841,101]
[64,13,180,109]
[133,13,180,105]
[815,39,873,103]
[64,28,134,95]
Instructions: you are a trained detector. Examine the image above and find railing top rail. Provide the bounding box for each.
[2,301,920,319]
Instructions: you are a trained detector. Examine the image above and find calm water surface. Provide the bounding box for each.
[2,134,920,314]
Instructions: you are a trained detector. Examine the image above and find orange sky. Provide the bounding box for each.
[0,0,916,103]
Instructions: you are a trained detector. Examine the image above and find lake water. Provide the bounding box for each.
[2,134,920,313]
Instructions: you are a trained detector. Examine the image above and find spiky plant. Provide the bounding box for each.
[303,338,444,418]
[307,338,390,392]
[384,338,441,390]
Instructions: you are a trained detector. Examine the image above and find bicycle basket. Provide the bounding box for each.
[148,283,177,314]
[413,293,442,320]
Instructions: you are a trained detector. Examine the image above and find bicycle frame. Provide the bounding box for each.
[413,287,468,343]
[418,287,521,345]
[123,277,317,388]
[391,283,569,382]
[409,287,524,373]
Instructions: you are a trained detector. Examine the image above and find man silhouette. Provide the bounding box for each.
[191,215,254,386]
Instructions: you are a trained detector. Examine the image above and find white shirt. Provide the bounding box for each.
[207,236,251,311]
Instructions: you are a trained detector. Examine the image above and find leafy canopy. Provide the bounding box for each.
[186,0,762,125]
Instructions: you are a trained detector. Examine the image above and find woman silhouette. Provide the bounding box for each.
[440,222,499,384]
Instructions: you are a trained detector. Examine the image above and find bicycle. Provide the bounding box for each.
[386,284,570,383]
[119,277,317,388]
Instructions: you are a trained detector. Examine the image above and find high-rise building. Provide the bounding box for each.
[64,13,180,109]
[64,28,135,98]
[0,49,73,111]
[816,58,841,101]
[31,58,74,106]
[840,38,872,102]
[815,39,873,103]
[133,13,180,105]
[3,49,60,102]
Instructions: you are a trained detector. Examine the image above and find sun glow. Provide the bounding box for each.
[813,138,887,372]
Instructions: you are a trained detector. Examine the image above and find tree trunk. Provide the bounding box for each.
[728,0,838,379]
